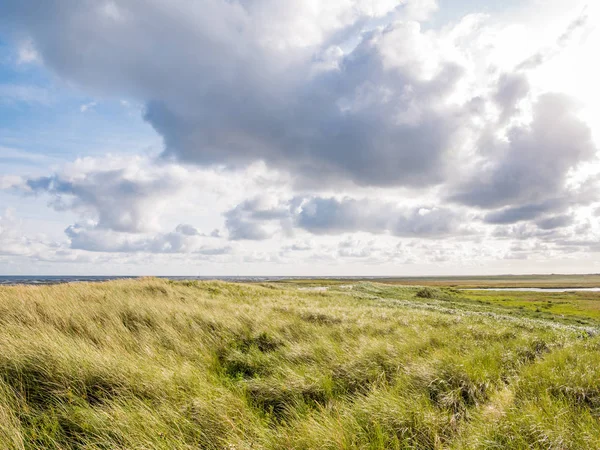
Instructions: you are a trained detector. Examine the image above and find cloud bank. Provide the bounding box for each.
[1,0,599,274]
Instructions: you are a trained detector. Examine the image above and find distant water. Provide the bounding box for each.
[464,287,600,292]
[0,275,379,286]
[0,276,292,286]
[0,276,136,285]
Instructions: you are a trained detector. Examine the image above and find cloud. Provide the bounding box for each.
[148,19,469,188]
[4,1,596,197]
[483,200,565,225]
[224,195,469,239]
[0,0,475,189]
[492,217,583,246]
[16,39,40,64]
[0,174,23,189]
[0,209,91,263]
[536,214,574,230]
[65,223,231,255]
[80,101,97,113]
[0,210,32,256]
[494,73,529,124]
[517,6,591,71]
[281,240,314,252]
[11,155,237,255]
[175,224,200,236]
[294,196,466,237]
[225,196,290,241]
[23,155,191,233]
[449,94,597,211]
[337,237,378,259]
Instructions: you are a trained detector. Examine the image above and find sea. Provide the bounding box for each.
[0,276,291,285]
[0,275,382,286]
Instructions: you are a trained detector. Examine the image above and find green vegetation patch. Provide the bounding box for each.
[0,279,599,449]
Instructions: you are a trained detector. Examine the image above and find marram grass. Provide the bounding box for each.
[0,278,599,449]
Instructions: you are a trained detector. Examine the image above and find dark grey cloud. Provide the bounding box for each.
[483,200,565,225]
[449,94,596,210]
[535,214,574,230]
[1,0,470,189]
[175,224,200,236]
[294,197,465,237]
[224,195,468,239]
[494,73,529,124]
[224,197,290,241]
[293,197,389,234]
[148,24,467,188]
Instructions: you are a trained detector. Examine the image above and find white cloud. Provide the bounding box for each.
[0,210,31,256]
[80,101,97,113]
[0,174,22,189]
[65,223,231,255]
[23,155,194,233]
[16,39,39,64]
[0,209,86,262]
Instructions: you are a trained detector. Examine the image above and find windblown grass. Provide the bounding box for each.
[279,274,600,288]
[0,279,599,449]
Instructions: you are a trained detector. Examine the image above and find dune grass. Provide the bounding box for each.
[0,279,599,449]
[278,274,600,289]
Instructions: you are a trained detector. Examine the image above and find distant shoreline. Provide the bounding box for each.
[3,273,600,288]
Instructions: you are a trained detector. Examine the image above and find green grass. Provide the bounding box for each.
[277,274,600,288]
[459,289,600,326]
[0,279,599,449]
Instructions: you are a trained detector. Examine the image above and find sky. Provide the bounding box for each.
[0,0,599,276]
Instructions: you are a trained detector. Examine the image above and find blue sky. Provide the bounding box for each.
[0,0,598,275]
[0,38,158,164]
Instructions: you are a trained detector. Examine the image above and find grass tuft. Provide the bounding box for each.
[1,278,599,448]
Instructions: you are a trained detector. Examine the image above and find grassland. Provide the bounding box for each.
[1,279,600,449]
[277,273,600,288]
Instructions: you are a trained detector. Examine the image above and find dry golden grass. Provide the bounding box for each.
[0,278,599,449]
